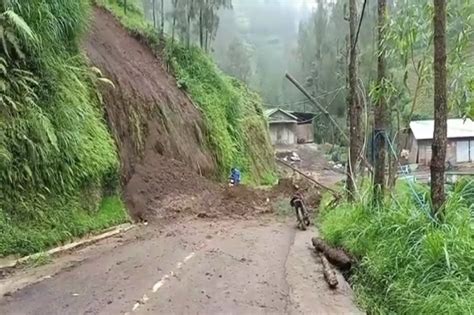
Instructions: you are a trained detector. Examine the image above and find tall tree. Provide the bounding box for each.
[171,0,179,43]
[152,0,157,29]
[430,0,447,217]
[346,0,362,200]
[373,0,387,201]
[161,0,164,35]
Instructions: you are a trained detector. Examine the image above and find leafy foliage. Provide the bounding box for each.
[166,43,275,182]
[0,0,125,256]
[319,182,474,314]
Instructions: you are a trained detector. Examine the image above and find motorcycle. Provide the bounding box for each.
[290,193,310,230]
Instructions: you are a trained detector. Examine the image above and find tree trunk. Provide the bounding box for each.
[373,0,387,202]
[199,7,204,48]
[161,0,165,36]
[152,0,157,29]
[186,0,193,48]
[171,0,178,43]
[431,0,447,218]
[346,0,362,200]
[318,252,339,289]
[312,237,352,270]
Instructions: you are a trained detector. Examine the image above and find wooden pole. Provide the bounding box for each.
[285,73,373,175]
[285,73,349,143]
[275,158,339,195]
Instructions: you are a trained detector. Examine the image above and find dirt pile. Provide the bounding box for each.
[84,8,215,184]
[125,154,278,220]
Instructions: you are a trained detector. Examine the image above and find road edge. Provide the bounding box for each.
[0,223,136,270]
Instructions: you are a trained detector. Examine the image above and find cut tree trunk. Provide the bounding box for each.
[312,237,352,270]
[318,252,339,289]
[431,0,447,218]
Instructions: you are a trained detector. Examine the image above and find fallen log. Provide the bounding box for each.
[318,252,338,289]
[312,237,352,270]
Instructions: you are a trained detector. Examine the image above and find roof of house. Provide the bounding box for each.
[264,108,298,123]
[291,111,317,123]
[410,119,474,140]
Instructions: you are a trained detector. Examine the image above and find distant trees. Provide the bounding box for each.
[223,37,252,83]
[170,0,232,49]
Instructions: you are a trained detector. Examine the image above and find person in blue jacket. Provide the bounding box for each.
[229,167,241,186]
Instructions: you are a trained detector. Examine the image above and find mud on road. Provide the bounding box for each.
[0,217,362,315]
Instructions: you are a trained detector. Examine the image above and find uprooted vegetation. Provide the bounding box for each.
[319,180,474,314]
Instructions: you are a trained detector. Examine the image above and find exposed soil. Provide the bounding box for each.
[125,152,294,220]
[84,7,215,186]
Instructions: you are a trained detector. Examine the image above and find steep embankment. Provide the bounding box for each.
[85,4,275,219]
[84,8,215,184]
[0,1,128,257]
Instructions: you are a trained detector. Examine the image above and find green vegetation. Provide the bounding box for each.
[97,0,276,184]
[319,181,474,314]
[0,0,127,257]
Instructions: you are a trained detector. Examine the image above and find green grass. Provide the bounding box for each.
[0,195,129,257]
[0,1,125,257]
[96,0,276,184]
[319,181,474,314]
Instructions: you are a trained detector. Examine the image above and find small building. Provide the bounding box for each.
[265,108,298,145]
[292,111,316,144]
[407,119,474,165]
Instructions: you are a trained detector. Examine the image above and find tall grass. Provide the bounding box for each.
[0,0,125,256]
[319,181,474,314]
[96,0,276,184]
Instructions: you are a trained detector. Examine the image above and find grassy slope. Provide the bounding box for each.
[0,0,128,257]
[96,0,276,185]
[319,181,474,314]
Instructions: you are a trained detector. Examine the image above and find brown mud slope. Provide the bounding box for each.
[83,8,297,220]
[84,7,215,185]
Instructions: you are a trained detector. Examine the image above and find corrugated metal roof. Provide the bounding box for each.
[264,108,298,121]
[410,119,474,140]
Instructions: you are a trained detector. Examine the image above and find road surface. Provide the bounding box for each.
[0,217,362,315]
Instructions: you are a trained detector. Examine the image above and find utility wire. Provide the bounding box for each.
[352,0,368,51]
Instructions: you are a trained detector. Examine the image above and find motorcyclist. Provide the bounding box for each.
[290,185,310,225]
[229,167,241,186]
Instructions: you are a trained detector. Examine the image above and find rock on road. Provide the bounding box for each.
[0,217,362,315]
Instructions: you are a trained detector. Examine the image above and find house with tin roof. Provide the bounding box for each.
[407,119,474,165]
